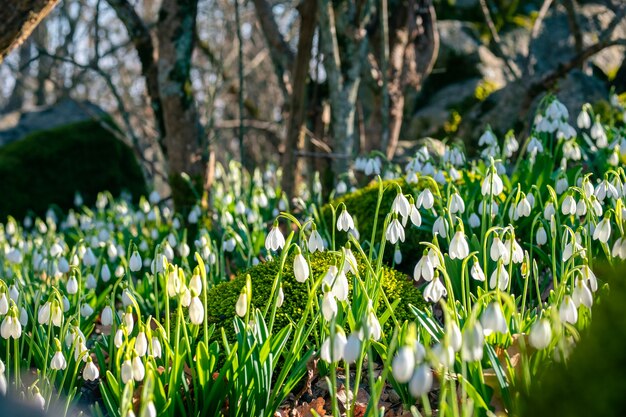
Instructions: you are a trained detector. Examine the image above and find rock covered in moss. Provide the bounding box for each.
[206,251,426,341]
[0,119,147,220]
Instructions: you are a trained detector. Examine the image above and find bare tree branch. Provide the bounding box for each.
[0,0,59,62]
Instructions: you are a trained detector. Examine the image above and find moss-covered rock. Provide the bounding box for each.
[0,119,147,220]
[322,178,432,272]
[206,251,426,342]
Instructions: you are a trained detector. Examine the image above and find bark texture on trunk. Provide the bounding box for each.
[280,0,317,198]
[318,0,369,180]
[157,0,206,209]
[0,0,59,62]
[107,0,166,141]
[385,0,438,160]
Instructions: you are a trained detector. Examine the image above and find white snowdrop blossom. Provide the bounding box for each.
[449,231,469,260]
[529,319,552,350]
[481,303,508,336]
[265,223,285,251]
[385,218,405,244]
[336,208,355,232]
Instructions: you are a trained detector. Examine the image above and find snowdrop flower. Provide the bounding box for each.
[431,342,455,368]
[596,179,619,202]
[448,192,465,214]
[432,216,448,237]
[529,318,552,350]
[489,262,509,291]
[1,313,21,339]
[559,295,578,324]
[414,251,435,282]
[135,332,148,357]
[577,108,591,129]
[100,264,111,282]
[33,389,45,409]
[479,130,497,147]
[572,278,593,309]
[142,401,157,417]
[580,265,598,292]
[323,265,349,301]
[503,237,524,264]
[481,171,504,196]
[591,120,608,148]
[576,199,587,216]
[392,346,415,383]
[50,349,67,371]
[132,356,145,382]
[423,276,447,303]
[188,296,204,325]
[0,294,8,315]
[151,337,162,358]
[308,228,325,252]
[448,321,462,352]
[83,247,97,267]
[265,222,285,252]
[469,213,480,228]
[343,333,361,363]
[409,364,433,397]
[83,357,99,381]
[394,248,402,264]
[449,230,469,260]
[527,136,544,155]
[490,236,507,262]
[481,302,508,336]
[129,251,142,272]
[536,226,548,246]
[555,177,569,195]
[593,217,611,243]
[293,251,309,283]
[391,192,411,220]
[544,202,556,220]
[114,328,124,348]
[236,291,247,317]
[409,204,422,226]
[121,359,133,384]
[67,275,79,295]
[321,290,338,321]
[470,260,485,282]
[516,195,532,218]
[81,303,94,318]
[385,217,405,244]
[336,208,355,232]
[416,189,434,210]
[561,195,576,216]
[461,321,484,362]
[101,306,113,326]
[320,327,348,363]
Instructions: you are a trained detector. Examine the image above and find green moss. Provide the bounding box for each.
[206,251,426,343]
[0,119,147,220]
[322,179,431,272]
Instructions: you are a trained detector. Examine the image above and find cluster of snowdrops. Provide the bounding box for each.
[0,94,625,417]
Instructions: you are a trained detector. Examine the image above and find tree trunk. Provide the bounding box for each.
[0,0,59,62]
[318,0,369,180]
[385,0,438,160]
[281,0,317,198]
[157,0,207,209]
[107,0,166,142]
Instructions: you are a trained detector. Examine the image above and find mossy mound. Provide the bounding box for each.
[206,251,426,342]
[322,178,432,272]
[0,119,147,220]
